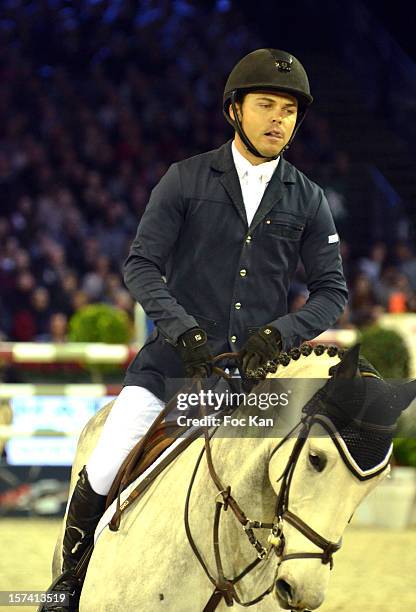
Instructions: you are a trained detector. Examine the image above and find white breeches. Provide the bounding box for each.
[86,386,165,495]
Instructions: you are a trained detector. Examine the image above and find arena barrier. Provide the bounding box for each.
[0,342,136,365]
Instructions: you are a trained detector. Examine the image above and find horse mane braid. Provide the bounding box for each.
[276,343,344,368]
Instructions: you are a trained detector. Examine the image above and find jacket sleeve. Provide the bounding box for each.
[123,163,198,344]
[270,190,348,350]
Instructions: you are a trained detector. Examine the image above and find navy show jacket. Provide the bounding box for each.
[124,140,348,359]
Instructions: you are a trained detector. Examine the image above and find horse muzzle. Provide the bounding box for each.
[274,575,323,611]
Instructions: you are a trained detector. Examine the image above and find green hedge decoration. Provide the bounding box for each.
[68,304,132,344]
[392,438,416,468]
[359,325,410,379]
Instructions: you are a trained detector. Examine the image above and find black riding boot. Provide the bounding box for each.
[38,466,107,612]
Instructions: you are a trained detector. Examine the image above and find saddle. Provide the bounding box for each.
[106,419,191,519]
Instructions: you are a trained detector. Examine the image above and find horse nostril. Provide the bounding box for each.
[275,578,293,604]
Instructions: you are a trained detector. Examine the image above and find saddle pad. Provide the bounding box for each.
[94,436,185,544]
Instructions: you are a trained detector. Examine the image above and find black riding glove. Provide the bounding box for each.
[176,327,213,378]
[240,326,282,379]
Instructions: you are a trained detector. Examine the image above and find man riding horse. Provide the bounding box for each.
[42,48,348,611]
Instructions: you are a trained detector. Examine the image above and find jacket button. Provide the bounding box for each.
[231,335,237,343]
[239,269,247,277]
[266,219,271,224]
[235,302,241,310]
[245,235,252,243]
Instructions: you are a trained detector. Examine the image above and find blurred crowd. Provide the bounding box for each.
[0,0,415,343]
[291,240,416,330]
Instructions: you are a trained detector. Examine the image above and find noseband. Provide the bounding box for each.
[185,381,342,612]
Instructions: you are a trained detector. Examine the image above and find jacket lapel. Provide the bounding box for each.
[219,170,248,227]
[211,141,247,227]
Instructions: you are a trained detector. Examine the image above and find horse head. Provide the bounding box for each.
[268,344,416,611]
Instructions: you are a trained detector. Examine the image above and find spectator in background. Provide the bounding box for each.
[395,242,416,290]
[359,242,387,282]
[31,286,53,339]
[374,265,413,313]
[52,270,79,317]
[48,313,68,343]
[349,272,380,327]
[35,312,68,343]
[10,271,37,341]
[81,255,111,301]
[111,288,134,315]
[71,290,90,313]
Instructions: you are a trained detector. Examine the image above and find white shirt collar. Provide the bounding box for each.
[232,140,279,184]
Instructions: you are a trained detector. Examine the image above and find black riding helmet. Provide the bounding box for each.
[223,48,313,160]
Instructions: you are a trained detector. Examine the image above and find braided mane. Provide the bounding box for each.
[276,343,343,368]
[274,343,381,380]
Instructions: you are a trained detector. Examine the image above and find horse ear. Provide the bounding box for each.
[334,344,361,379]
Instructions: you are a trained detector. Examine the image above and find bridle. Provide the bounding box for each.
[184,377,343,612]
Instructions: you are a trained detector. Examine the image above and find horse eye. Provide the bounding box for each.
[309,452,326,472]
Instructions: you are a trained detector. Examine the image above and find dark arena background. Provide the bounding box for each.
[0,1,416,611]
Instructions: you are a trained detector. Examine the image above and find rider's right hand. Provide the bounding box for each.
[176,327,213,378]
